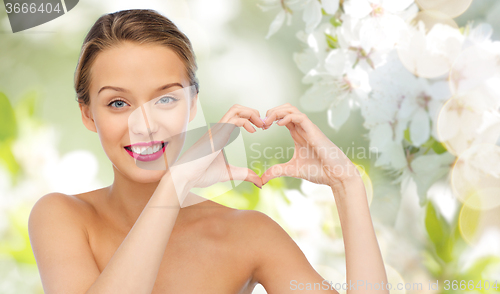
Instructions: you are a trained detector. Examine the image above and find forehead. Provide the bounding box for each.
[89,42,188,95]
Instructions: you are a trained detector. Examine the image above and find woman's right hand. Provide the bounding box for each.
[166,104,265,201]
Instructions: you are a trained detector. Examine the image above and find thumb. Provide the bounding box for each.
[223,164,263,188]
[261,162,297,185]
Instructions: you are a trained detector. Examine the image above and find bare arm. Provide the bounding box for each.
[250,177,388,294]
[331,176,389,294]
[84,173,182,294]
[250,210,339,294]
[256,103,389,293]
[29,171,184,294]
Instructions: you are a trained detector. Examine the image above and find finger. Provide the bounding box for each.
[290,122,307,138]
[284,122,308,146]
[240,106,263,128]
[261,162,298,185]
[227,117,257,133]
[208,117,254,154]
[224,165,263,188]
[276,112,318,135]
[264,106,297,126]
[234,108,264,129]
[244,120,257,133]
[262,104,296,129]
[232,104,262,124]
[222,105,264,128]
[278,113,320,145]
[276,112,306,126]
[264,103,294,119]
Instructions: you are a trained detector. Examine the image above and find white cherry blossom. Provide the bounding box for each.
[260,0,341,38]
[398,79,451,146]
[343,0,414,52]
[396,152,456,204]
[437,83,500,156]
[397,22,464,78]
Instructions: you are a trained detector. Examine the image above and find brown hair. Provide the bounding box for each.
[74,9,199,105]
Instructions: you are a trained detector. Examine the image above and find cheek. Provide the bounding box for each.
[93,111,129,150]
[170,106,190,132]
[157,104,190,137]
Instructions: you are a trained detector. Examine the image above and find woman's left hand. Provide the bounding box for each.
[260,103,361,191]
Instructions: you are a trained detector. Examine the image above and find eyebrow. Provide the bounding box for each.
[97,82,184,95]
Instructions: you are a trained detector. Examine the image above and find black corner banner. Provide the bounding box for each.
[3,0,79,33]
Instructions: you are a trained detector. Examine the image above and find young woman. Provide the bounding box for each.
[28,9,389,294]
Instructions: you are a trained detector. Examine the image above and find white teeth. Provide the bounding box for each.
[130,143,162,155]
[131,146,145,154]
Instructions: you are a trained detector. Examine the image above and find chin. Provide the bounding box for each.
[109,155,167,184]
[121,165,166,184]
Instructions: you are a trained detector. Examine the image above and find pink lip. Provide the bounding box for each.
[124,141,167,162]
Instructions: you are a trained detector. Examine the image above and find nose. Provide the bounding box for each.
[128,103,160,140]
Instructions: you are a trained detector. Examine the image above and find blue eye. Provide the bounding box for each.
[108,100,128,108]
[156,96,177,104]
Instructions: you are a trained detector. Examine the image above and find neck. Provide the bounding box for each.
[106,165,162,229]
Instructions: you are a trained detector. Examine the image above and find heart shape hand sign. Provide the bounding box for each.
[127,86,361,206]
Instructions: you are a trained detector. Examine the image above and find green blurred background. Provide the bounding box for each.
[1,0,500,293]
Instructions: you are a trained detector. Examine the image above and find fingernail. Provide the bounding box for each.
[261,118,267,129]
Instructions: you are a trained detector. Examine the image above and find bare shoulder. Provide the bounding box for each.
[186,202,289,263]
[233,209,280,229]
[28,189,106,243]
[225,208,291,245]
[227,209,326,291]
[193,201,295,255]
[29,191,96,227]
[28,192,102,293]
[186,199,280,238]
[30,192,82,222]
[184,202,325,291]
[229,208,288,242]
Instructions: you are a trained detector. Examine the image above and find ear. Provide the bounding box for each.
[79,103,97,133]
[188,94,198,123]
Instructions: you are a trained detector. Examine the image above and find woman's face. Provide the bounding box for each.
[80,41,197,183]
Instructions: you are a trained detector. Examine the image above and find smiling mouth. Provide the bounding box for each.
[125,142,165,155]
[124,141,168,161]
